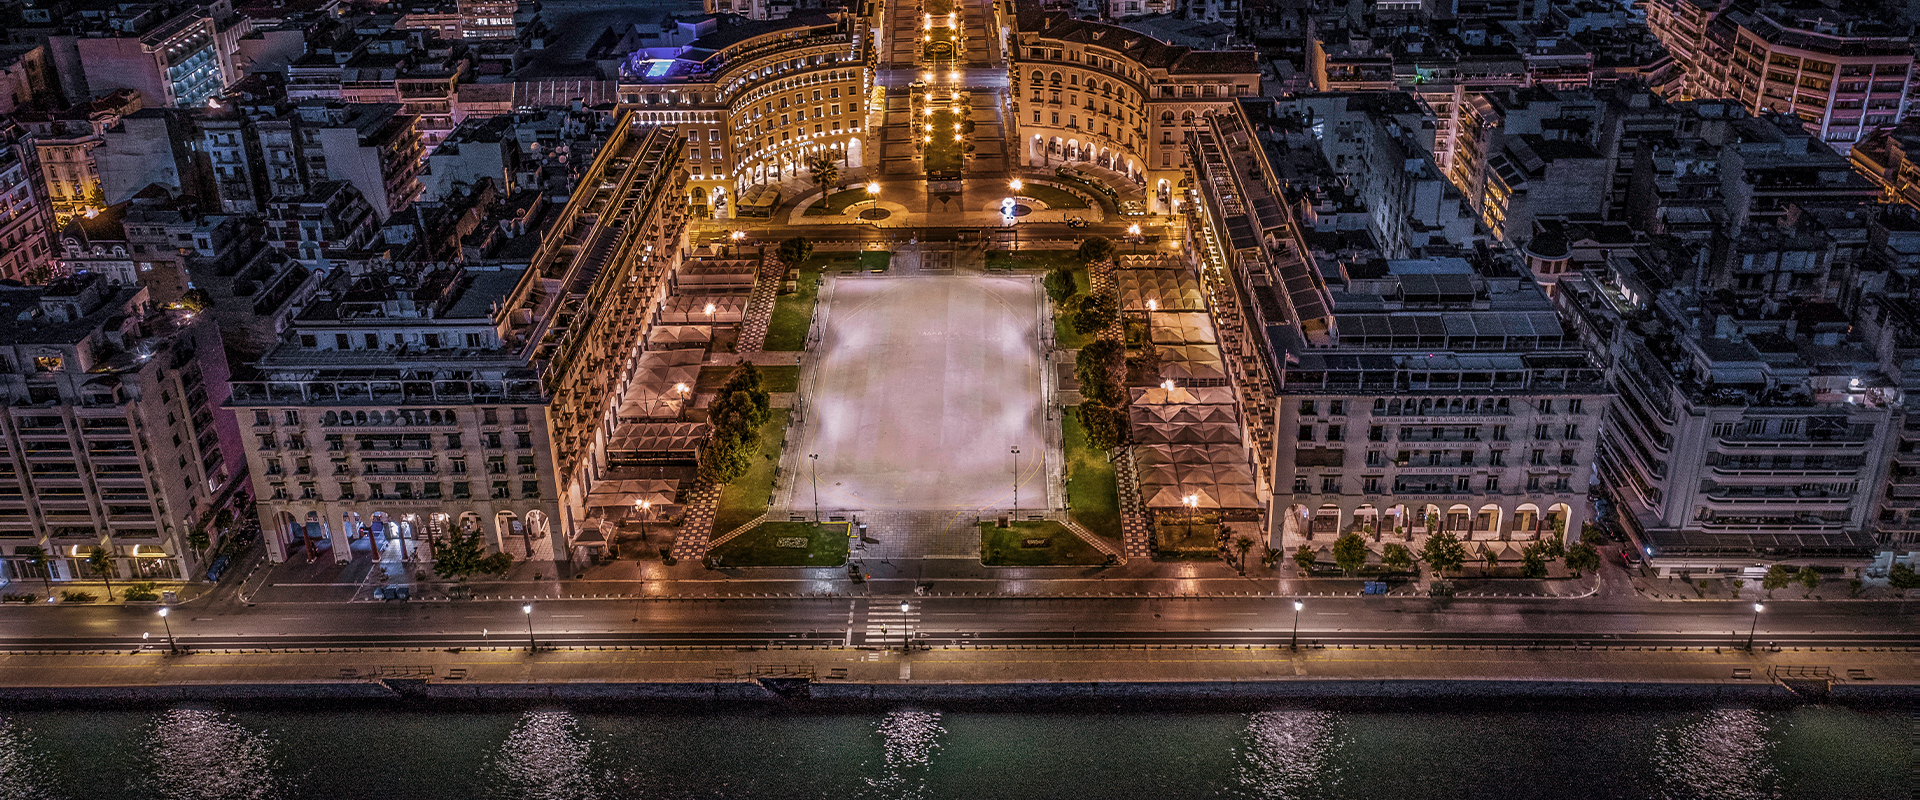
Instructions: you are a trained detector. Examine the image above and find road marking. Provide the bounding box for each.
[1315,612,1350,616]
[552,615,585,618]
[278,617,310,620]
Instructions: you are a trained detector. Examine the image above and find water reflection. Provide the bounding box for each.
[143,709,281,800]
[0,717,59,800]
[1651,708,1776,800]
[1234,710,1341,799]
[487,711,601,800]
[865,710,943,800]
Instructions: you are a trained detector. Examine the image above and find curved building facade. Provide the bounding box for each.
[618,13,875,217]
[1010,9,1258,212]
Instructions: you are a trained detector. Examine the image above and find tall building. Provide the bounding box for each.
[1186,101,1610,555]
[1646,0,1917,149]
[0,274,243,586]
[0,119,56,283]
[1011,7,1261,213]
[231,118,688,564]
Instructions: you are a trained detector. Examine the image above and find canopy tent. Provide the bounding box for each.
[1130,402,1240,427]
[1131,420,1244,446]
[606,421,708,457]
[1130,385,1238,406]
[1134,443,1262,510]
[675,259,758,290]
[1116,253,1189,271]
[615,396,684,421]
[584,478,683,508]
[660,295,746,324]
[647,325,713,350]
[1149,312,1217,345]
[637,349,704,368]
[1116,270,1203,311]
[1158,344,1228,383]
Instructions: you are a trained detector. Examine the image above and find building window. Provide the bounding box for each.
[1485,476,1500,492]
[1320,476,1339,493]
[1326,425,1343,441]
[1299,400,1317,416]
[1293,476,1308,493]
[1362,476,1380,493]
[1560,449,1576,466]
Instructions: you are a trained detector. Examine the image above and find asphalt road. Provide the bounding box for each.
[3,595,1912,652]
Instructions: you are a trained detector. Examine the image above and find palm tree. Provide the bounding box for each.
[808,155,839,190]
[1233,536,1254,571]
[86,546,115,601]
[17,545,50,594]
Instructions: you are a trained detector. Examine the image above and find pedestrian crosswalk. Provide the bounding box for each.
[856,601,920,648]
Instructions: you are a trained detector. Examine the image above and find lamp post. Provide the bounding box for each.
[157,607,177,654]
[1290,600,1304,650]
[1182,493,1199,541]
[729,229,745,256]
[900,600,912,652]
[1744,602,1764,650]
[522,603,535,652]
[1011,446,1021,519]
[809,453,820,522]
[636,499,651,544]
[1127,222,1142,255]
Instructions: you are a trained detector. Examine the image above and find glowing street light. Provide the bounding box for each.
[900,600,913,652]
[704,302,716,319]
[635,498,651,544]
[522,603,536,651]
[157,607,177,654]
[1744,602,1764,650]
[1182,493,1200,541]
[1010,178,1023,191]
[1290,600,1304,650]
[866,181,881,194]
[1160,379,1176,392]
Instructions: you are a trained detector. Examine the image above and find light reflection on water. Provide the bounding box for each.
[1651,708,1778,800]
[0,717,59,800]
[486,711,604,800]
[1234,710,1343,799]
[143,708,281,800]
[864,710,944,800]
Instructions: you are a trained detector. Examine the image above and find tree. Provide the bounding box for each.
[17,545,50,594]
[434,524,512,580]
[1332,531,1368,576]
[1520,542,1548,579]
[1761,564,1792,598]
[1233,536,1254,570]
[86,546,115,600]
[1419,530,1466,577]
[1580,522,1607,546]
[1043,265,1077,306]
[1292,544,1317,573]
[1795,566,1821,597]
[1069,292,1118,335]
[776,236,813,267]
[1381,543,1414,573]
[179,287,214,313]
[1891,563,1920,590]
[1074,339,1125,406]
[1564,541,1601,576]
[697,434,754,484]
[1537,536,1565,561]
[187,527,211,555]
[1076,236,1115,264]
[1077,401,1127,451]
[1482,548,1500,571]
[807,154,839,189]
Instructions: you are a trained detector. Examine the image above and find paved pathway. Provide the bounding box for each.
[1086,255,1155,560]
[736,253,781,353]
[670,481,722,562]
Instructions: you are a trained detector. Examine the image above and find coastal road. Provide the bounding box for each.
[2,595,1913,652]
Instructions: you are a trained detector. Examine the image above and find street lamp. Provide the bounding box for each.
[1290,600,1304,650]
[1009,178,1023,191]
[1744,602,1764,650]
[157,607,177,654]
[522,603,535,652]
[1127,222,1142,255]
[866,181,880,196]
[900,600,912,652]
[809,453,821,522]
[1011,446,1021,519]
[636,499,651,544]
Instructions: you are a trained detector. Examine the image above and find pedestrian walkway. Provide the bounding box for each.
[1059,516,1124,563]
[670,482,722,562]
[1086,255,1155,560]
[855,598,919,648]
[736,253,782,353]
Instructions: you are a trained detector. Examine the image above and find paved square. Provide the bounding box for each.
[799,275,1046,512]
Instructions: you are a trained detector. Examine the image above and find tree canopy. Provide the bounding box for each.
[1332,532,1368,575]
[1076,237,1115,264]
[776,236,813,267]
[1069,292,1118,335]
[1420,531,1466,576]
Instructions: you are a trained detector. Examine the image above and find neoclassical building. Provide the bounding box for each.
[617,13,875,217]
[1009,8,1259,212]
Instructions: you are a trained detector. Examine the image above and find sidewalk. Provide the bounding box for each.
[0,579,208,606]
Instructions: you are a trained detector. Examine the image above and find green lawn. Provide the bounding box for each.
[925,109,964,179]
[1153,514,1220,558]
[697,364,799,393]
[985,249,1082,272]
[980,521,1107,566]
[802,188,874,217]
[1017,184,1090,209]
[859,251,891,271]
[764,269,821,351]
[709,521,850,567]
[1050,266,1095,350]
[1062,407,1120,539]
[710,409,792,536]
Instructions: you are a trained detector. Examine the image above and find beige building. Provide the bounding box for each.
[232,118,690,564]
[1009,9,1259,214]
